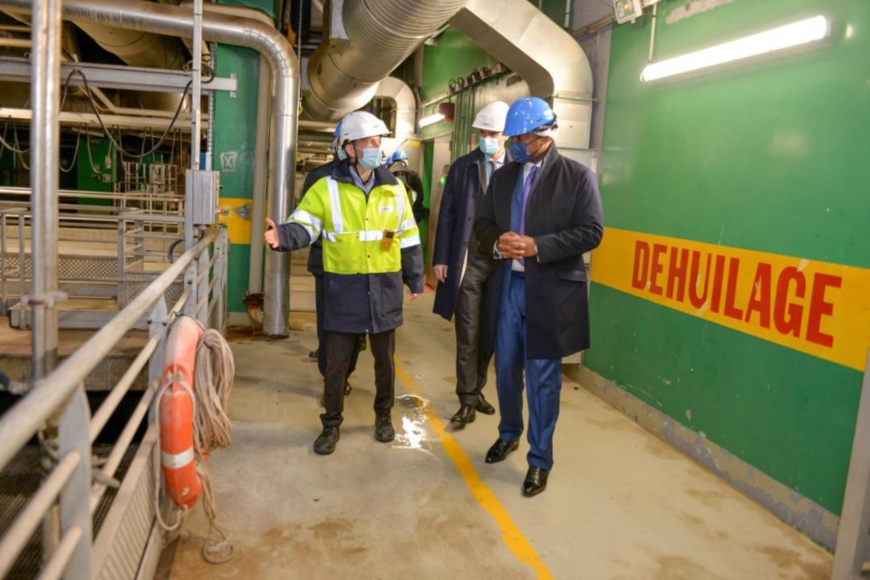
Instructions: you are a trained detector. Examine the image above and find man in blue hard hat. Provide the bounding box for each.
[474,96,603,496]
[299,120,360,403]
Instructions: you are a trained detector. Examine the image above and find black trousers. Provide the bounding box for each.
[454,250,496,406]
[321,329,395,427]
[315,274,360,378]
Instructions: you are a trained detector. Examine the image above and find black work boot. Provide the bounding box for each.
[374,409,395,443]
[314,425,340,455]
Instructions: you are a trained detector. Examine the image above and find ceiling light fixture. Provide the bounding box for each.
[419,113,445,128]
[640,15,829,82]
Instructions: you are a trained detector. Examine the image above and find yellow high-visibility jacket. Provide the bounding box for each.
[272,162,424,334]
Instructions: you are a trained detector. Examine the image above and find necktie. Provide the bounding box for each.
[518,165,538,236]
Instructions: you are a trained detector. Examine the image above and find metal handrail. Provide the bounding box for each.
[0,186,184,203]
[88,334,161,443]
[0,226,228,578]
[0,227,220,472]
[89,379,158,513]
[0,451,81,579]
[39,525,84,580]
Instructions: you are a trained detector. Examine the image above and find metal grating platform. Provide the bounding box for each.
[0,443,138,579]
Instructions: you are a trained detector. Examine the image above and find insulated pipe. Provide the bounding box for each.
[0,0,300,337]
[29,0,61,389]
[304,0,471,121]
[451,0,594,162]
[70,15,187,111]
[187,1,276,300]
[29,0,63,564]
[375,75,415,150]
[248,56,270,297]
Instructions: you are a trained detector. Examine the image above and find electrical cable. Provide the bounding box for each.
[69,67,192,160]
[58,131,82,174]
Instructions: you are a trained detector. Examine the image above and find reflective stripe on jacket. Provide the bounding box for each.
[274,162,424,334]
[291,176,420,275]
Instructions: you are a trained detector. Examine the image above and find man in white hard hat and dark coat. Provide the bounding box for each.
[432,101,511,428]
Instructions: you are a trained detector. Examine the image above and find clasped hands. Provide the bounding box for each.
[497,232,537,259]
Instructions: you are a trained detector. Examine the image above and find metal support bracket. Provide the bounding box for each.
[0,57,239,94]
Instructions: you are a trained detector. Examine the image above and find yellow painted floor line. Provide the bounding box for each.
[395,358,553,580]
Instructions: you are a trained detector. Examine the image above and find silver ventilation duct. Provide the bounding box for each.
[451,0,594,163]
[71,15,187,110]
[0,0,300,337]
[375,75,415,150]
[304,0,471,121]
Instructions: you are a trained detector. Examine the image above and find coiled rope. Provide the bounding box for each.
[193,325,235,564]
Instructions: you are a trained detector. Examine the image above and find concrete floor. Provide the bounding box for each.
[160,282,832,579]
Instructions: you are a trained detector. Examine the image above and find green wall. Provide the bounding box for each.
[214,43,260,315]
[589,0,868,514]
[421,29,500,102]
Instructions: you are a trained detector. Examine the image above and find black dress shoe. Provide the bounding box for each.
[475,395,495,415]
[485,438,519,463]
[522,467,550,497]
[314,426,340,455]
[449,404,476,427]
[308,348,319,359]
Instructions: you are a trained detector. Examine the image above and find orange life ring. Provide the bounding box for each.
[160,316,204,509]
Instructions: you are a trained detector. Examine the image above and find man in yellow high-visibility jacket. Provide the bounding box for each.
[265,111,424,455]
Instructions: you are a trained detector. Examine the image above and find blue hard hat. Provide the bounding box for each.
[503,97,556,137]
[387,149,408,166]
[332,119,343,138]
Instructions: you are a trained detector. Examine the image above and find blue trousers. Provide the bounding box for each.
[495,271,562,470]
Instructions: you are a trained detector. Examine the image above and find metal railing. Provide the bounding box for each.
[0,226,228,579]
[0,200,189,326]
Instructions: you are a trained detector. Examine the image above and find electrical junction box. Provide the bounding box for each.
[187,169,220,225]
[614,0,643,23]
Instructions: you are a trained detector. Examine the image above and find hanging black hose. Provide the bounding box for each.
[167,238,185,263]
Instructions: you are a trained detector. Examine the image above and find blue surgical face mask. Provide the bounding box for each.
[509,139,533,164]
[479,137,499,156]
[357,146,382,171]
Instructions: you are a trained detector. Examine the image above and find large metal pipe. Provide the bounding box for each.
[187,1,276,300]
[375,75,415,150]
[29,0,62,566]
[29,0,61,390]
[0,0,300,337]
[304,0,471,121]
[451,0,594,163]
[69,14,187,111]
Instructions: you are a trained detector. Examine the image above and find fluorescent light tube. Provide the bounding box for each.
[419,113,445,128]
[640,15,829,82]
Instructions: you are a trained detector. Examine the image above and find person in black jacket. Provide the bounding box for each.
[432,101,510,428]
[475,97,603,497]
[387,151,429,225]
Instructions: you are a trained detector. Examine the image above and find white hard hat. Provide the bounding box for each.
[339,111,390,145]
[472,101,510,132]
